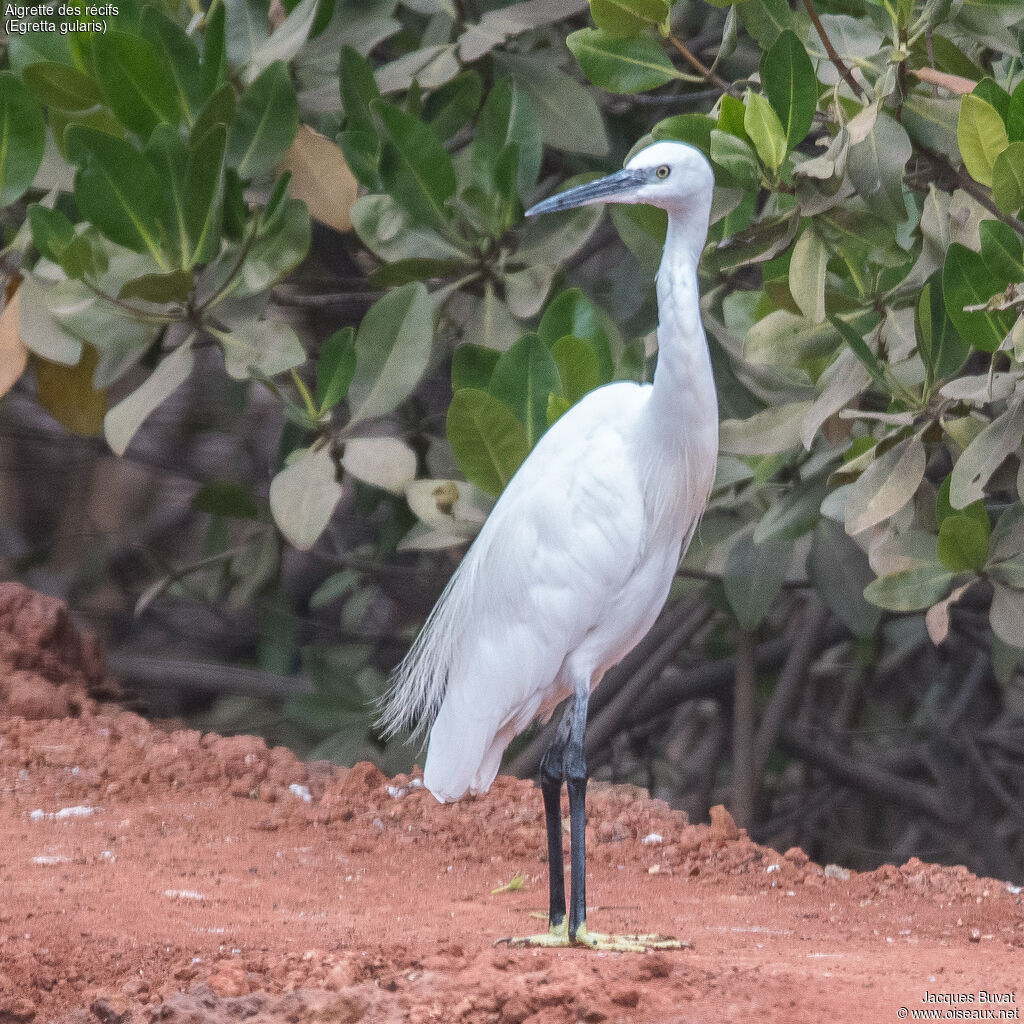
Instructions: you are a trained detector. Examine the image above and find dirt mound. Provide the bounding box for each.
[0,711,1022,1023]
[0,583,117,720]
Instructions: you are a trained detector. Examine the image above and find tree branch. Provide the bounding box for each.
[668,34,732,93]
[730,628,757,828]
[752,601,830,780]
[780,723,959,825]
[107,652,315,699]
[802,0,865,100]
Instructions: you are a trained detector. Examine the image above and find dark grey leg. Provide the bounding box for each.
[539,707,572,929]
[565,680,590,940]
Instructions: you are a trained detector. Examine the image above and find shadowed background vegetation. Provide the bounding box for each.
[2,0,1024,880]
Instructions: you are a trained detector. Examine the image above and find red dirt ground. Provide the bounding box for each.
[1,585,1023,1023]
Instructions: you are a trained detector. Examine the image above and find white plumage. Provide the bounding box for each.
[380,141,719,807]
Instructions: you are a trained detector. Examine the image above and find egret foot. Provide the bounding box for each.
[496,919,689,952]
[496,917,571,948]
[570,922,690,952]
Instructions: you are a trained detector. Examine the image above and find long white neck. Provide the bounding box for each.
[645,204,718,453]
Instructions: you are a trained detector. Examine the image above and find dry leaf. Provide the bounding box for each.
[0,285,29,399]
[277,124,359,233]
[34,345,108,437]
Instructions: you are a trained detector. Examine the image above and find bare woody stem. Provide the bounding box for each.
[668,34,732,94]
[802,0,865,100]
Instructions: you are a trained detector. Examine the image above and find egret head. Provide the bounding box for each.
[525,141,713,219]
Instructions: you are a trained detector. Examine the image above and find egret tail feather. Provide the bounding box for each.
[375,549,479,745]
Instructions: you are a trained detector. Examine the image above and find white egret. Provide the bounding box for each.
[380,140,718,950]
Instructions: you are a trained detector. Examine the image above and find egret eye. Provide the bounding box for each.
[655,165,671,179]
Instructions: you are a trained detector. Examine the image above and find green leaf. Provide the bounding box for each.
[447,388,530,496]
[423,70,482,141]
[844,435,926,536]
[227,61,299,180]
[192,480,261,519]
[495,53,609,158]
[991,584,1024,648]
[489,333,562,447]
[504,263,556,320]
[789,226,827,324]
[372,101,456,233]
[937,514,990,572]
[316,326,356,413]
[348,282,433,424]
[366,258,470,289]
[652,113,714,157]
[718,93,750,142]
[1009,80,1024,142]
[706,210,798,275]
[537,289,615,381]
[915,272,969,388]
[342,437,417,495]
[566,27,680,95]
[452,343,499,392]
[936,475,988,531]
[309,570,359,608]
[193,82,236,148]
[66,126,165,263]
[753,475,826,543]
[551,334,602,405]
[808,520,881,638]
[610,203,666,271]
[217,319,306,380]
[184,124,227,267]
[992,141,1024,215]
[950,399,1024,509]
[473,78,542,201]
[17,275,82,366]
[719,401,812,456]
[547,392,571,425]
[351,194,464,264]
[58,231,109,283]
[92,31,181,140]
[139,3,204,120]
[738,0,801,48]
[589,0,670,37]
[201,2,227,97]
[973,77,1010,122]
[104,337,194,456]
[847,112,912,221]
[978,218,1024,282]
[269,444,343,551]
[761,29,815,150]
[710,130,759,189]
[863,565,954,612]
[338,129,380,191]
[0,73,45,207]
[21,62,101,111]
[942,243,1016,352]
[723,529,793,629]
[28,205,75,263]
[144,123,189,267]
[827,314,886,390]
[245,0,320,83]
[957,94,1009,188]
[744,91,787,173]
[223,0,270,69]
[119,270,193,303]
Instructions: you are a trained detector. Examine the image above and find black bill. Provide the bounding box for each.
[524,168,648,217]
